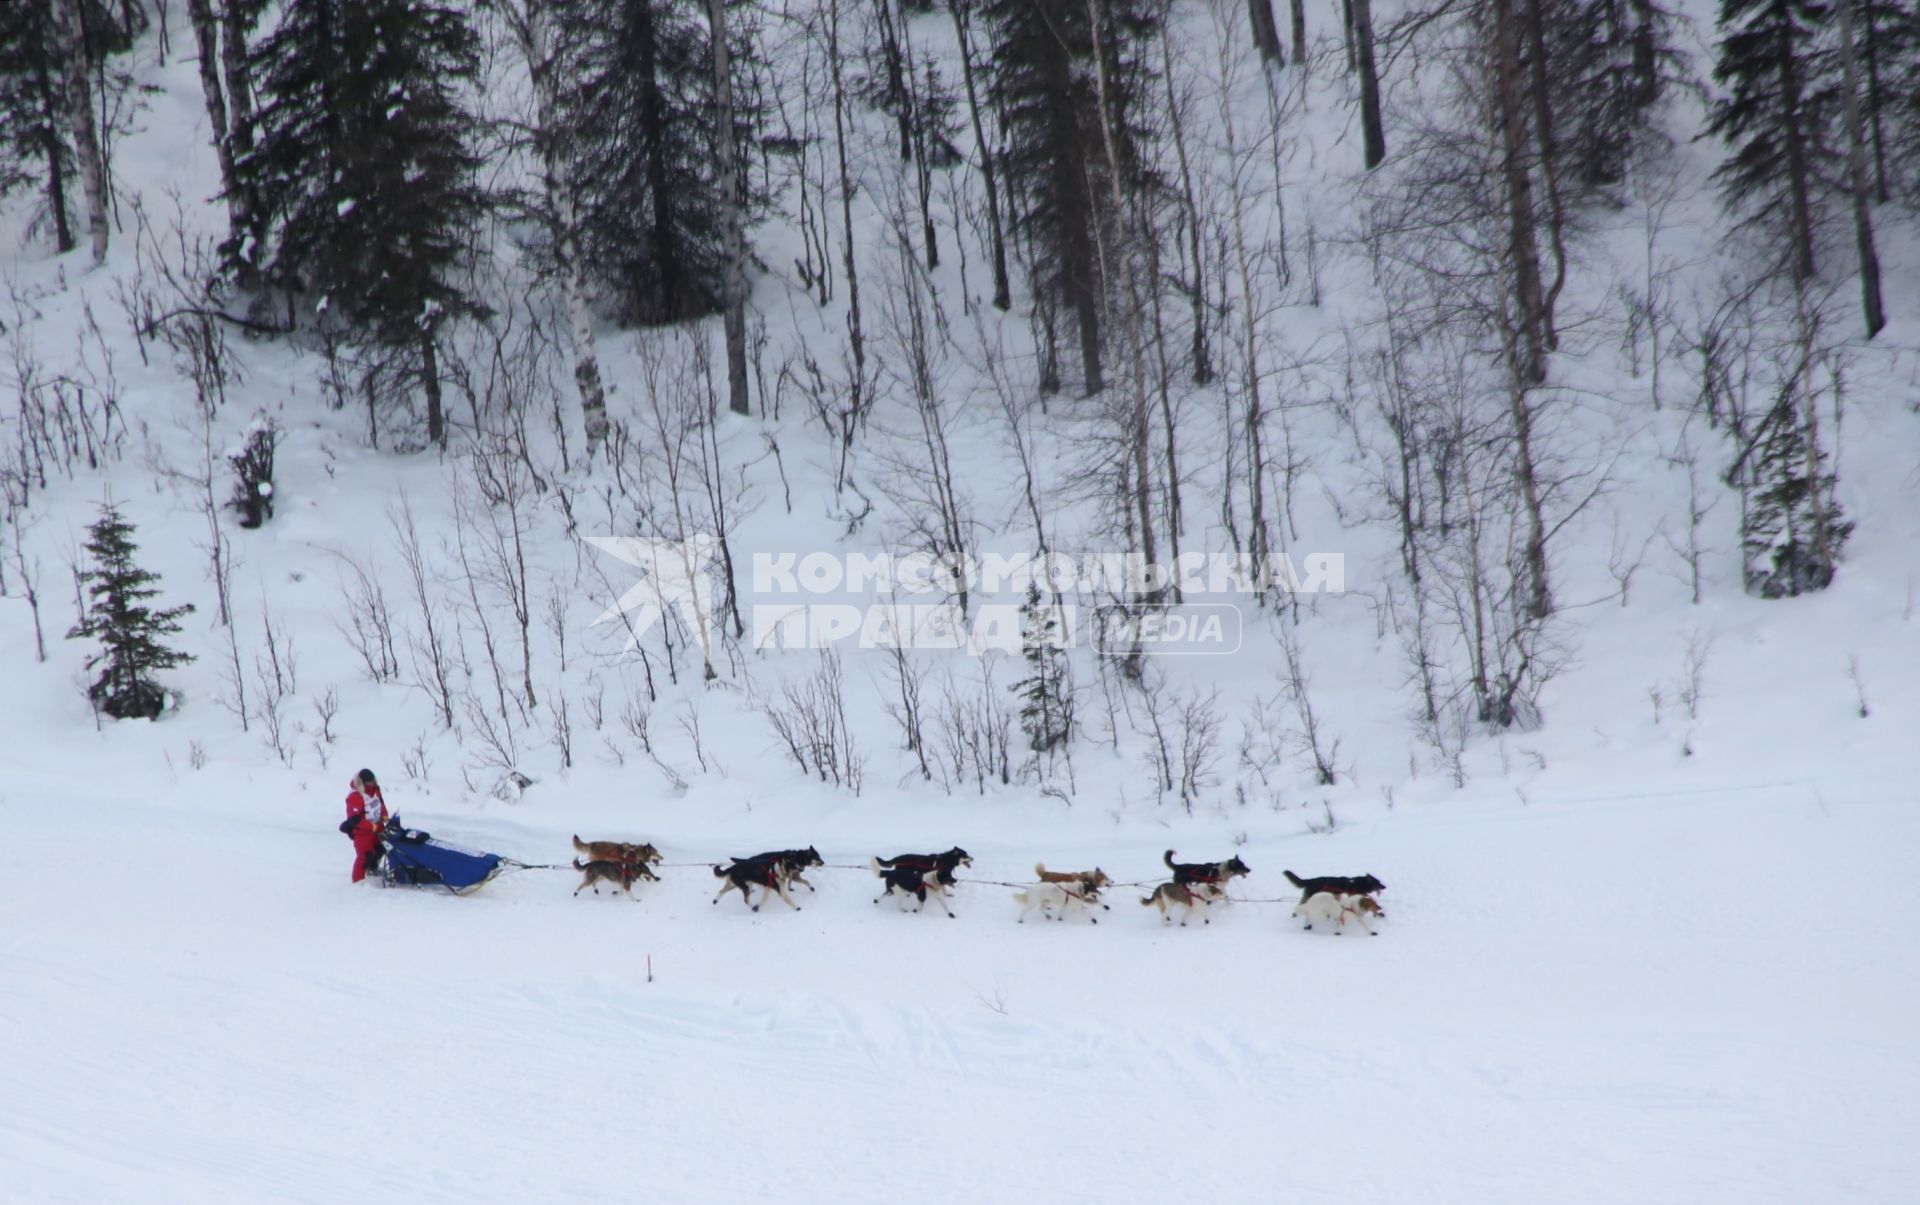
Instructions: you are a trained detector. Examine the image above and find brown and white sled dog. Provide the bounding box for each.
[1293,892,1385,935]
[1011,881,1099,924]
[573,835,664,868]
[711,857,803,912]
[1141,881,1209,926]
[1034,863,1113,907]
[573,858,649,899]
[872,858,955,917]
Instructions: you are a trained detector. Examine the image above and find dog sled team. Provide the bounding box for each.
[583,835,1390,935]
[341,770,1387,932]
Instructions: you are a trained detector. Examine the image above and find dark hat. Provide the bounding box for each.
[358,768,378,784]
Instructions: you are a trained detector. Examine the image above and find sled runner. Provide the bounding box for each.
[380,819,507,895]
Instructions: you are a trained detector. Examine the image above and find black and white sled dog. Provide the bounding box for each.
[711,856,803,912]
[1284,870,1386,902]
[733,846,825,893]
[1164,850,1251,902]
[871,858,957,917]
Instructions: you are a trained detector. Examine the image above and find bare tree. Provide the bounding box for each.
[52,0,110,263]
[493,0,611,451]
[390,494,461,729]
[705,0,752,415]
[1832,0,1885,337]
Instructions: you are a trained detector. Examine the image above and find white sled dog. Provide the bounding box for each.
[1011,881,1099,924]
[1293,892,1384,936]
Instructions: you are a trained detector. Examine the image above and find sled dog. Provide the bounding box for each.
[573,858,648,898]
[734,847,825,893]
[572,836,664,868]
[874,847,972,890]
[711,857,803,913]
[1035,863,1113,902]
[1283,870,1386,902]
[1293,891,1385,935]
[872,858,955,917]
[1012,881,1099,924]
[1164,850,1251,901]
[1141,880,1208,926]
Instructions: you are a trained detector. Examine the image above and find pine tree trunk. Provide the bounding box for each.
[873,0,913,162]
[52,0,109,263]
[1861,0,1887,202]
[1158,20,1211,383]
[1213,32,1272,598]
[1491,0,1553,613]
[1628,0,1658,105]
[219,0,259,282]
[633,2,680,321]
[895,9,938,271]
[1354,0,1384,168]
[1833,0,1885,337]
[1038,22,1100,394]
[1521,0,1566,350]
[951,0,1011,310]
[1489,0,1548,382]
[828,0,869,433]
[1084,0,1155,585]
[186,0,244,246]
[510,2,608,452]
[1507,365,1553,619]
[1774,13,1817,284]
[1246,0,1283,61]
[32,58,75,254]
[421,331,445,447]
[1490,0,1548,385]
[1289,0,1306,66]
[706,0,752,416]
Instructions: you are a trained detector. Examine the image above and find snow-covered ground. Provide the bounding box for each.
[5,765,1917,1201]
[6,1,1920,1200]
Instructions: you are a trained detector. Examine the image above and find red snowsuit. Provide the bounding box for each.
[345,783,389,882]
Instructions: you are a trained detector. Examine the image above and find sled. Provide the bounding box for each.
[379,819,508,895]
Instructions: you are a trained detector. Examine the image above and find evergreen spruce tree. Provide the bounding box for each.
[0,0,129,253]
[66,505,196,721]
[547,0,757,325]
[1739,394,1852,597]
[1538,0,1681,191]
[247,0,489,442]
[0,0,75,251]
[1010,583,1073,753]
[983,0,1158,394]
[1708,0,1834,283]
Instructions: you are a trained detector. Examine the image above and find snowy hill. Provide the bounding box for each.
[2,0,1918,1199]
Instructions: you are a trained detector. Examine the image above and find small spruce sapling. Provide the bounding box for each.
[66,504,196,720]
[1010,582,1073,752]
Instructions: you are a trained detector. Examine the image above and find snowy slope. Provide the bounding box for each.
[5,767,1918,1202]
[4,0,1920,1201]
